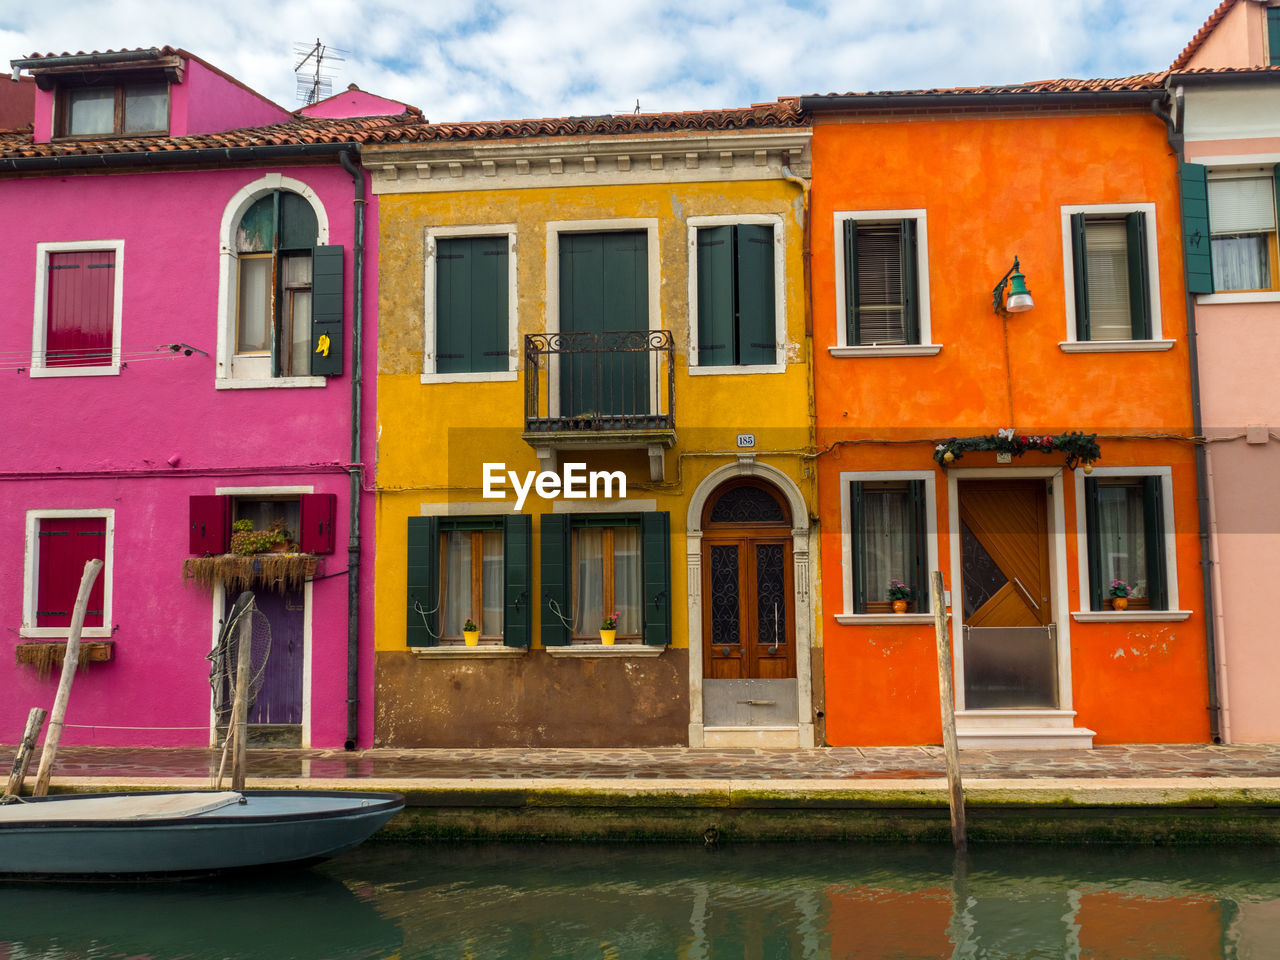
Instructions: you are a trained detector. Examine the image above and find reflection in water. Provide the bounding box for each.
[1,842,1278,959]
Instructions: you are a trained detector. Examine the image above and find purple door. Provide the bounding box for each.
[223,590,304,725]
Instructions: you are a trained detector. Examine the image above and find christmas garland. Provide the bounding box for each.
[933,430,1101,469]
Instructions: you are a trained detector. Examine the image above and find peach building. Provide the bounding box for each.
[1171,0,1280,741]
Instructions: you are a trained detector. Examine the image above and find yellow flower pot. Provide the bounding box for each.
[464,630,480,646]
[600,629,616,646]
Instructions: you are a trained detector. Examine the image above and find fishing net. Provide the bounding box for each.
[207,591,273,728]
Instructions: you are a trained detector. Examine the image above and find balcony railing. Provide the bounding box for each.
[524,330,675,437]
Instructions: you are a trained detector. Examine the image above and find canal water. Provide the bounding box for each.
[1,841,1277,959]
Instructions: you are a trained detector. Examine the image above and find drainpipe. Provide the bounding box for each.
[339,148,365,751]
[1151,92,1224,743]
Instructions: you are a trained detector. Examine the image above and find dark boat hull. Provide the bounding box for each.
[0,789,404,878]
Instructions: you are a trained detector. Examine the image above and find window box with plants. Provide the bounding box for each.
[183,518,318,594]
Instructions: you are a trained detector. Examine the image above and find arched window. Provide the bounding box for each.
[220,181,342,384]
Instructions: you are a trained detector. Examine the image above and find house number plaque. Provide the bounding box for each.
[736,434,756,449]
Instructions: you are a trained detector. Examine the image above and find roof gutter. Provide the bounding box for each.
[1166,69,1280,87]
[799,90,1161,112]
[10,49,163,70]
[0,142,355,174]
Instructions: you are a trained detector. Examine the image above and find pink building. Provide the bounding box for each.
[0,48,410,749]
[1171,1,1280,741]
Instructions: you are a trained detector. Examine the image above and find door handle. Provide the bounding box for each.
[736,700,777,706]
[1012,577,1040,610]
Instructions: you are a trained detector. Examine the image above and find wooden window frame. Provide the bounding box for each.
[438,526,504,643]
[55,82,169,139]
[1206,170,1280,294]
[570,518,643,643]
[22,508,115,639]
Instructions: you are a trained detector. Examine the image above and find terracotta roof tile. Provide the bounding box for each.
[1171,0,1239,70]
[0,111,420,161]
[362,99,806,145]
[805,73,1169,100]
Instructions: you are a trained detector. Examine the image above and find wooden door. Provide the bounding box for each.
[958,479,1051,626]
[701,481,795,680]
[221,590,304,726]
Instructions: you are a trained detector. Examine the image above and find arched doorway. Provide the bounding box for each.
[701,478,796,680]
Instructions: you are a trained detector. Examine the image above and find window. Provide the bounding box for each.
[220,181,342,386]
[849,480,928,614]
[832,211,934,354]
[31,241,124,377]
[23,510,114,638]
[424,228,516,381]
[406,514,531,648]
[1208,172,1279,292]
[187,493,336,556]
[58,82,168,137]
[1084,475,1168,611]
[690,219,781,369]
[540,512,671,646]
[1270,6,1280,66]
[1062,205,1163,344]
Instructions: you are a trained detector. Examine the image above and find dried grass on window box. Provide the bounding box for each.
[16,641,113,680]
[183,554,317,594]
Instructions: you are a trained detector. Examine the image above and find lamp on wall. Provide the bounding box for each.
[992,256,1034,317]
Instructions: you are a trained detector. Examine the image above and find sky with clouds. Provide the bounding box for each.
[3,1,1215,122]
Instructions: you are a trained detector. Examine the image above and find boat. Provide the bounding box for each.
[0,788,404,879]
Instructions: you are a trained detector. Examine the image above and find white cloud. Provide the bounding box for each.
[2,0,1215,121]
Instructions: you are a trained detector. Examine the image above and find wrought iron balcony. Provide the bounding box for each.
[524,330,675,437]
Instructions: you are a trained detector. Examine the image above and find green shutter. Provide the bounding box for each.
[908,479,929,613]
[900,219,920,345]
[503,513,532,647]
[539,513,571,646]
[406,516,439,647]
[850,481,867,614]
[1071,213,1091,341]
[309,245,344,377]
[1125,212,1152,339]
[1269,7,1280,65]
[1084,478,1103,611]
[735,223,777,365]
[1142,476,1169,611]
[1180,162,1214,295]
[696,226,734,366]
[436,236,508,374]
[278,193,318,251]
[843,220,860,345]
[641,512,671,646]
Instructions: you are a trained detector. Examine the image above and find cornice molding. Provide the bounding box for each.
[367,130,811,194]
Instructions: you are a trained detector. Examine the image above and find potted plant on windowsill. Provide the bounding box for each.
[230,518,294,556]
[1109,579,1131,611]
[888,579,914,614]
[600,611,619,646]
[463,618,479,647]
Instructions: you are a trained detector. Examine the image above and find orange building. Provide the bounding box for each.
[802,79,1212,747]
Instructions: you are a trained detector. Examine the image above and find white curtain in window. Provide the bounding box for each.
[1085,220,1132,341]
[443,531,472,636]
[1211,236,1270,291]
[1097,484,1147,599]
[574,528,604,636]
[613,526,642,635]
[481,530,503,636]
[861,488,908,602]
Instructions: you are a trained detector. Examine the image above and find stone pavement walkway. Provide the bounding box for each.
[18,741,1280,783]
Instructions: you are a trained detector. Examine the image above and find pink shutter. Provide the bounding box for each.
[46,250,115,367]
[299,493,337,555]
[37,516,106,628]
[189,495,230,554]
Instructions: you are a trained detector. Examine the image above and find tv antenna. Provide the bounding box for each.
[294,39,345,105]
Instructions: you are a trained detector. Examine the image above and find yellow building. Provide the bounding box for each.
[366,103,819,747]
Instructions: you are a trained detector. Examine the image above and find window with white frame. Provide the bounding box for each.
[1208,171,1279,292]
[423,226,517,382]
[1076,467,1178,614]
[1062,204,1164,344]
[23,509,114,638]
[839,471,937,618]
[833,211,934,354]
[217,178,340,387]
[31,240,124,378]
[688,216,783,370]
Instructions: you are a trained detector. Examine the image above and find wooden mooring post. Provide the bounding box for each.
[33,559,103,798]
[931,569,967,852]
[4,707,48,798]
[230,599,255,792]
